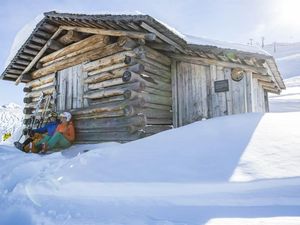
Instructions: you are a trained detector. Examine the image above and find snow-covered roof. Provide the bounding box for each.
[185,34,271,56]
[1,11,284,90]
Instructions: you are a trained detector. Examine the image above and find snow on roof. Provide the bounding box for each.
[152,15,271,56]
[5,12,272,71]
[4,14,44,68]
[184,34,271,56]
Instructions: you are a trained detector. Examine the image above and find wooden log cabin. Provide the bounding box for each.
[1,12,285,143]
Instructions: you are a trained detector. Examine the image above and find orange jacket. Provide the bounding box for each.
[56,121,75,142]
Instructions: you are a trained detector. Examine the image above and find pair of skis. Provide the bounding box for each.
[15,93,53,150]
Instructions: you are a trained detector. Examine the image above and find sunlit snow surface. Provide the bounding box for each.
[269,76,300,112]
[0,112,300,225]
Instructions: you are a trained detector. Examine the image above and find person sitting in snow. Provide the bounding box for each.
[40,112,75,153]
[15,111,59,153]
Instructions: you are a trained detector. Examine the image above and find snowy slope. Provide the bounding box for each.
[264,42,300,79]
[0,112,299,224]
[0,103,22,143]
[269,76,300,112]
[264,42,300,112]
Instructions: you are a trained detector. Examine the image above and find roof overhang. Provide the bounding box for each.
[1,11,285,93]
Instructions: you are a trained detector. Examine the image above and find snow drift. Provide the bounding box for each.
[0,112,299,224]
[269,76,300,112]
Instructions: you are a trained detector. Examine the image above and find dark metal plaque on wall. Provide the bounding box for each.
[214,80,229,93]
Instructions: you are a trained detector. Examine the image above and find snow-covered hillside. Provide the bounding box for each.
[269,76,300,112]
[264,42,300,112]
[264,42,300,79]
[0,103,22,143]
[0,112,299,225]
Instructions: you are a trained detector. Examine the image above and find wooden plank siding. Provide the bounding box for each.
[176,62,209,126]
[173,61,266,126]
[57,63,86,111]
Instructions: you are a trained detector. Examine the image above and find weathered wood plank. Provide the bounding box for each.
[216,66,227,116]
[210,64,219,117]
[124,90,172,106]
[15,27,63,85]
[75,131,144,142]
[143,125,172,134]
[136,46,172,66]
[170,54,268,75]
[84,82,145,99]
[245,71,254,112]
[33,37,138,79]
[140,22,186,53]
[39,35,109,64]
[82,50,138,72]
[224,68,233,115]
[60,25,156,41]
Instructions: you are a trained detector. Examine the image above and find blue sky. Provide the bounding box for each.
[1,0,299,106]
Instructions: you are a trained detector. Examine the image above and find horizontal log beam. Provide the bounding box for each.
[73,110,125,120]
[125,55,171,73]
[74,115,146,129]
[26,85,55,98]
[143,125,172,134]
[88,77,124,90]
[262,86,280,94]
[85,72,119,84]
[134,46,172,66]
[170,54,268,75]
[252,73,273,82]
[75,130,144,142]
[82,50,138,72]
[40,34,109,64]
[124,90,172,106]
[146,118,173,125]
[26,73,55,88]
[88,63,145,76]
[84,81,145,99]
[258,80,277,89]
[33,37,138,79]
[58,30,82,45]
[60,25,156,41]
[123,71,171,91]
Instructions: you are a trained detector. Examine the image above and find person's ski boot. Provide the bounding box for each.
[14,141,24,152]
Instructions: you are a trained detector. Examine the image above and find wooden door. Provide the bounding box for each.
[175,62,209,126]
[56,64,88,111]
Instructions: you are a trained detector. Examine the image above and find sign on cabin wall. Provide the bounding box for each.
[214,79,229,93]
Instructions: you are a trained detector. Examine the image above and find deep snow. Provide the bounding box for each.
[1,12,300,225]
[0,112,300,225]
[269,76,300,112]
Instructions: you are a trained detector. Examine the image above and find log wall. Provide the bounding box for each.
[25,35,172,143]
[23,31,268,143]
